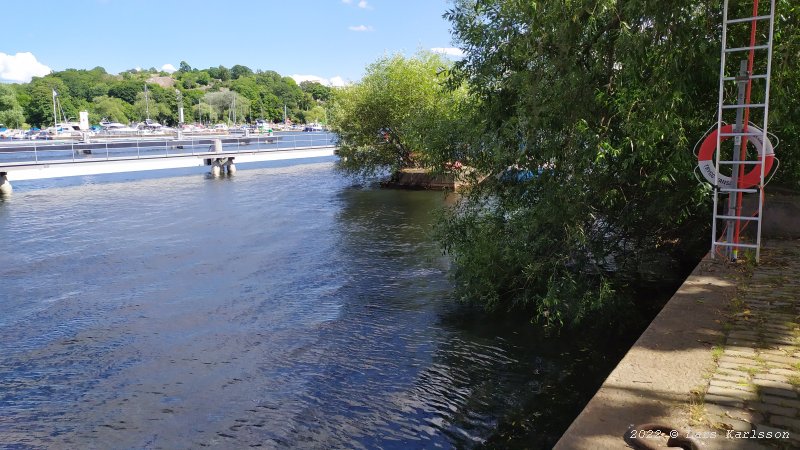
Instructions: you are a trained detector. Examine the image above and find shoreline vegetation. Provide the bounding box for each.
[328,0,800,332]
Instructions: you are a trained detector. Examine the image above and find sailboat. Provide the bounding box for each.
[137,85,164,133]
[227,94,247,135]
[47,89,82,139]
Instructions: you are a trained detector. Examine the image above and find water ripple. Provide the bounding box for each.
[0,162,563,449]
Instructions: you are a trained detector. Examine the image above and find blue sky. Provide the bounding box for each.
[0,0,461,85]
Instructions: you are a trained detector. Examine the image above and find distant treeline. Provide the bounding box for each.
[0,61,333,128]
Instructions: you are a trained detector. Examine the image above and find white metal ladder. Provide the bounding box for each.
[710,0,777,262]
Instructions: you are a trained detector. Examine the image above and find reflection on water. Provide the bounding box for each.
[0,161,637,449]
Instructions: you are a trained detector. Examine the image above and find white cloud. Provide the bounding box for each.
[343,0,371,9]
[0,52,51,82]
[161,63,177,73]
[328,76,347,87]
[290,74,348,87]
[348,25,374,32]
[430,47,465,58]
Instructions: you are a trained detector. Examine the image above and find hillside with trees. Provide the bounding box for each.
[3,62,332,128]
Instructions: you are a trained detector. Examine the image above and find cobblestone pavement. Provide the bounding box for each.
[702,238,800,449]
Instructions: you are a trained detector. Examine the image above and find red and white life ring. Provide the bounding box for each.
[697,124,774,189]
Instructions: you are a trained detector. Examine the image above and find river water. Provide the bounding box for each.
[0,159,645,449]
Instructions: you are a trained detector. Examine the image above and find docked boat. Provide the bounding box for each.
[135,118,165,134]
[48,90,89,139]
[100,120,138,135]
[44,122,84,139]
[0,128,17,139]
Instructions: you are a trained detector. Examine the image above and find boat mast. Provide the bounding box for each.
[52,89,58,128]
[144,84,150,121]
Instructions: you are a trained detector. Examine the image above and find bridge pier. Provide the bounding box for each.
[210,159,222,177]
[225,159,236,175]
[0,172,11,195]
[208,139,225,176]
[208,157,236,177]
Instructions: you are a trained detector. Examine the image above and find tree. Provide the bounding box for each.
[202,91,250,124]
[230,64,253,80]
[24,76,72,127]
[182,77,197,89]
[109,79,144,104]
[436,0,786,328]
[301,105,327,124]
[208,65,230,81]
[178,61,192,73]
[196,71,211,86]
[300,81,333,102]
[52,68,111,102]
[0,84,25,127]
[91,95,131,124]
[768,1,800,188]
[328,51,472,176]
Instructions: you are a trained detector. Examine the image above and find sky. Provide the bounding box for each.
[0,0,462,86]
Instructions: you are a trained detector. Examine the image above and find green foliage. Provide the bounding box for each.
[437,0,759,327]
[231,64,253,80]
[2,62,329,127]
[202,91,250,124]
[0,84,25,128]
[769,1,800,188]
[109,80,144,104]
[301,105,327,124]
[132,84,177,124]
[52,68,111,102]
[207,65,231,81]
[90,95,130,124]
[300,81,333,102]
[24,76,72,127]
[328,51,472,177]
[194,102,218,124]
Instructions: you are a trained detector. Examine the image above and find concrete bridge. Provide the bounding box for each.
[0,132,338,194]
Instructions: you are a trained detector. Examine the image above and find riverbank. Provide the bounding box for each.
[380,168,467,190]
[555,192,800,449]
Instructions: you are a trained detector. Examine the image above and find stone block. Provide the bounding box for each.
[708,385,757,401]
[705,394,745,409]
[748,401,797,417]
[715,373,750,384]
[761,394,800,409]
[753,378,797,392]
[710,379,754,393]
[757,386,798,399]
[753,373,792,383]
[768,368,797,377]
[770,415,800,433]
